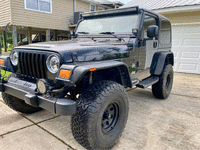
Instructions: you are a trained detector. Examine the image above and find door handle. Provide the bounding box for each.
[153,41,157,48]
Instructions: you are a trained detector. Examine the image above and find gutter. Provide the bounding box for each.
[171,22,200,26]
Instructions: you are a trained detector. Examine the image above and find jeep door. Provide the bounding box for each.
[137,13,159,80]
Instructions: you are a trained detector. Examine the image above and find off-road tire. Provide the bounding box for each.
[152,64,173,99]
[71,80,129,150]
[2,74,42,114]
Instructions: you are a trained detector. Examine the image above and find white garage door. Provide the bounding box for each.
[172,24,200,74]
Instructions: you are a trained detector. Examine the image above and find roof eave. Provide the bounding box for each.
[80,0,110,9]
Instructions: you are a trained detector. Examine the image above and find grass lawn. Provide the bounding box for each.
[0,70,12,78]
[1,48,12,51]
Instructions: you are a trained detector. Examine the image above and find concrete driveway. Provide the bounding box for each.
[0,73,199,150]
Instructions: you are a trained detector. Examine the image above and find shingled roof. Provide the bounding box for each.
[94,0,112,4]
[93,0,124,8]
[94,0,124,5]
[121,0,200,10]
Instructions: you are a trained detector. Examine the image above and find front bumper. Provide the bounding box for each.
[0,77,76,115]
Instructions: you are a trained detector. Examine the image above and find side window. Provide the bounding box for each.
[90,4,96,12]
[142,15,157,39]
[160,19,171,45]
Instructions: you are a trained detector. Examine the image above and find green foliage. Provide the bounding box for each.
[0,32,24,50]
[0,32,12,45]
[0,70,12,78]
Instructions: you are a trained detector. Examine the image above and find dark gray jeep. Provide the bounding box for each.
[0,6,174,150]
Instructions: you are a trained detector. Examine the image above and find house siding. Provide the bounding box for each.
[76,0,90,12]
[0,0,12,27]
[10,0,90,31]
[161,11,200,24]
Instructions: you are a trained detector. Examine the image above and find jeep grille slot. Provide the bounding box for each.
[19,52,46,79]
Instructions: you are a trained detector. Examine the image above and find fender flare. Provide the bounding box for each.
[56,60,132,88]
[0,56,17,73]
[150,51,174,76]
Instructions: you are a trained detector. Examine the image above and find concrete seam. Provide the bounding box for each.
[36,124,75,150]
[147,130,172,148]
[0,112,60,137]
[20,114,75,150]
[171,93,199,99]
[33,115,61,124]
[175,125,194,147]
[0,124,35,138]
[0,100,75,149]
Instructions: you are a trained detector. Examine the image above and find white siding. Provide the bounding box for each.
[0,0,11,26]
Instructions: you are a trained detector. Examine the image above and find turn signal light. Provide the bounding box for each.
[90,68,97,71]
[59,69,71,79]
[0,59,5,65]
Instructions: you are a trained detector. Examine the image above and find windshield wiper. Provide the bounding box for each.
[99,32,125,42]
[77,32,90,34]
[77,31,96,42]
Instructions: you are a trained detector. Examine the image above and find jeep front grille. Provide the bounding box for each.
[18,52,47,79]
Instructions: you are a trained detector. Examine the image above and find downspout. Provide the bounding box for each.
[73,0,76,13]
[73,0,76,24]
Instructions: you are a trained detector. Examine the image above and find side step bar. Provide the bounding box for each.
[136,76,159,89]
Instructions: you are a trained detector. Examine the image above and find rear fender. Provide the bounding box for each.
[150,51,174,76]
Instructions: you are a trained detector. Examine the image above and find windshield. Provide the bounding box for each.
[77,14,140,34]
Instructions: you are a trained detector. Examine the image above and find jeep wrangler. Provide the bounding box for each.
[0,7,174,150]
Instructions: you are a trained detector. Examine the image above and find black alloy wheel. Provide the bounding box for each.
[102,102,119,133]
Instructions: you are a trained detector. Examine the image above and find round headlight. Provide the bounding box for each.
[10,50,18,66]
[37,79,47,94]
[46,54,60,73]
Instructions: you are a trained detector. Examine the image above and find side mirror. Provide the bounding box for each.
[70,31,75,36]
[70,31,77,38]
[147,25,158,38]
[132,28,138,36]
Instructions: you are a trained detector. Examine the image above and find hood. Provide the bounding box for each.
[15,39,137,63]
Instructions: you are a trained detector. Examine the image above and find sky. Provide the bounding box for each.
[110,0,131,4]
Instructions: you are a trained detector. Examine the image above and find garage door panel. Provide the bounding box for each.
[182,34,200,38]
[178,59,199,63]
[176,59,199,73]
[175,63,199,73]
[172,25,200,74]
[182,26,200,33]
[179,63,197,71]
[172,27,182,34]
[181,51,200,59]
[172,39,181,47]
[183,38,200,47]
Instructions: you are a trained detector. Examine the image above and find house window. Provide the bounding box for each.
[90,4,96,12]
[25,0,52,13]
